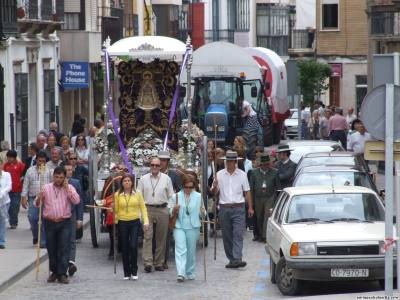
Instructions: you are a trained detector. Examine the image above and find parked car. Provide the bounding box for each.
[266,186,395,296]
[284,140,345,163]
[296,152,371,175]
[285,109,300,139]
[292,165,379,195]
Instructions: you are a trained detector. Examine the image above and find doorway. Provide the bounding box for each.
[329,76,340,107]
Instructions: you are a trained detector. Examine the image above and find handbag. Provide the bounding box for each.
[169,193,179,231]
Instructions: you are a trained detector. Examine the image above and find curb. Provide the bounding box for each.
[0,219,90,293]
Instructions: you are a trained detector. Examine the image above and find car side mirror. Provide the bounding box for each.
[179,86,186,97]
[264,82,271,90]
[251,86,258,98]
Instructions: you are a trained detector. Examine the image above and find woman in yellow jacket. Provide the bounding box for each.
[170,174,205,282]
[113,174,149,280]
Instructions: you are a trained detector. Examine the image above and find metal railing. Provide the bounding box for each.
[205,29,234,44]
[0,0,18,38]
[18,0,64,22]
[257,35,289,56]
[290,29,315,49]
[371,12,400,35]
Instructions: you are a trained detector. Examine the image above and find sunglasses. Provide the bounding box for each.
[69,157,77,160]
[255,150,263,153]
[150,164,160,167]
[184,186,194,189]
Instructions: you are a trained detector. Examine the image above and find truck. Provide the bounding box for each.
[181,42,290,151]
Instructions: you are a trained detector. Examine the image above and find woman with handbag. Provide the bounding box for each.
[170,174,206,282]
[111,174,149,280]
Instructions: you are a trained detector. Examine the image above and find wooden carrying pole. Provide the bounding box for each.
[36,164,46,280]
[112,172,117,274]
[199,174,206,281]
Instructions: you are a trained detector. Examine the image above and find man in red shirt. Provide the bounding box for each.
[327,107,350,149]
[35,166,80,284]
[4,150,25,229]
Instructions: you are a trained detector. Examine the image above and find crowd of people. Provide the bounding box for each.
[0,113,104,284]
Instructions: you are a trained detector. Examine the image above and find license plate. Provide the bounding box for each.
[331,269,369,277]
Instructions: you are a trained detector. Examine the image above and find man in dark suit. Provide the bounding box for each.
[274,145,297,189]
[49,122,65,147]
[156,150,182,270]
[250,154,281,243]
[61,161,83,277]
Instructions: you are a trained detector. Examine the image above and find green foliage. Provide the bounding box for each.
[295,60,332,106]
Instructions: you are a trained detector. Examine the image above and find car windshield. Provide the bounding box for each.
[294,171,375,190]
[286,193,384,223]
[297,157,357,170]
[291,111,299,119]
[289,145,344,163]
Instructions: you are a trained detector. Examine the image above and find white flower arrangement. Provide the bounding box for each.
[126,128,164,166]
[180,119,204,154]
[93,121,117,153]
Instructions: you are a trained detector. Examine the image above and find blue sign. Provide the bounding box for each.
[61,62,89,88]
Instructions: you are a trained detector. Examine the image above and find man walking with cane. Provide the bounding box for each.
[212,151,254,268]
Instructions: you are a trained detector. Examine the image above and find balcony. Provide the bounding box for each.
[288,29,315,56]
[0,0,18,39]
[371,11,400,41]
[257,36,289,56]
[205,29,234,44]
[18,0,64,35]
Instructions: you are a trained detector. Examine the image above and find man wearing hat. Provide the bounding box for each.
[155,150,182,269]
[249,154,281,243]
[274,145,297,189]
[212,151,254,268]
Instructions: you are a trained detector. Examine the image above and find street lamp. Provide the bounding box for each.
[179,0,190,20]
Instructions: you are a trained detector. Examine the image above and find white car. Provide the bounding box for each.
[266,186,395,296]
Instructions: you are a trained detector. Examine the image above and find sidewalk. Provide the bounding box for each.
[0,210,90,293]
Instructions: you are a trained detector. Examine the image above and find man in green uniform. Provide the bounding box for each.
[249,154,281,243]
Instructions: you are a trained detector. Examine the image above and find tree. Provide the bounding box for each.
[295,60,332,106]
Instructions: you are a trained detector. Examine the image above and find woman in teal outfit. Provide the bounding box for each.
[170,174,206,282]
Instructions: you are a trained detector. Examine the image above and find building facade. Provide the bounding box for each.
[0,0,63,161]
[315,0,368,114]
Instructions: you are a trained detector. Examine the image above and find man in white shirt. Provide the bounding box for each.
[346,107,357,127]
[347,122,373,155]
[45,148,63,170]
[300,106,311,140]
[137,158,174,273]
[212,151,254,269]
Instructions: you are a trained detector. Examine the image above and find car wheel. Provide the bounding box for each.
[270,256,276,284]
[378,278,397,290]
[281,128,287,140]
[275,256,306,296]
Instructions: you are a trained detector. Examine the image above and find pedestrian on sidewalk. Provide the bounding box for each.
[4,150,25,229]
[21,151,53,247]
[249,154,281,243]
[112,174,149,280]
[170,174,205,282]
[45,148,63,170]
[61,161,83,277]
[137,157,174,273]
[0,158,12,249]
[22,142,40,179]
[35,166,80,284]
[328,107,350,150]
[211,151,254,269]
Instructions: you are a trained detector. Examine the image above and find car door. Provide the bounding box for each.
[267,192,289,262]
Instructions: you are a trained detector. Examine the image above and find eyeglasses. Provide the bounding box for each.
[150,164,160,167]
[69,157,77,160]
[184,186,194,189]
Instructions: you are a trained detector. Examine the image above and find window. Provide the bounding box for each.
[355,75,367,115]
[274,193,288,223]
[321,0,339,30]
[44,70,56,129]
[62,13,80,30]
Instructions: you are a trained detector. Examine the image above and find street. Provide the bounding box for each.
[1,223,383,300]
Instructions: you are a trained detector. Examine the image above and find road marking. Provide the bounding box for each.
[254,283,266,292]
[258,271,269,278]
[261,259,269,266]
